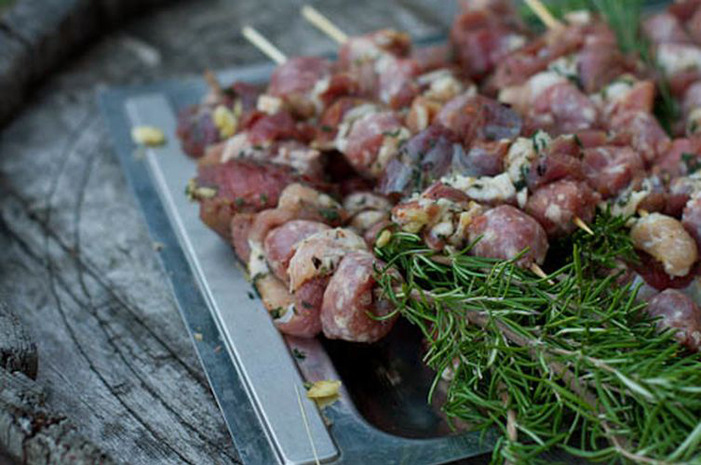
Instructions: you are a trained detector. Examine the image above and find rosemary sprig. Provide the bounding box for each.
[375,213,701,464]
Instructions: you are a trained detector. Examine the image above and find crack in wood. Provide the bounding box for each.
[0,195,239,463]
[3,186,211,387]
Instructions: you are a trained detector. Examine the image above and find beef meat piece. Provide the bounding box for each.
[378,124,460,198]
[190,159,303,239]
[435,93,522,146]
[468,205,549,267]
[646,290,701,351]
[526,180,600,237]
[264,220,331,284]
[583,146,645,199]
[321,251,400,343]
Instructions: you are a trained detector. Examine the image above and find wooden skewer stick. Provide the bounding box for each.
[301,5,348,44]
[524,0,563,30]
[573,216,595,235]
[242,26,288,64]
[203,69,223,96]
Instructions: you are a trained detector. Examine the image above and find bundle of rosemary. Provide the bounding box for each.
[375,213,701,464]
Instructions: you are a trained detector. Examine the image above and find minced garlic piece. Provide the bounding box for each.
[306,380,341,399]
[213,105,238,138]
[131,126,166,146]
[257,94,283,115]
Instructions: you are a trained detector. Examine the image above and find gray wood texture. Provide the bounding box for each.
[0,1,463,464]
[0,0,174,126]
[0,369,116,465]
[0,300,38,378]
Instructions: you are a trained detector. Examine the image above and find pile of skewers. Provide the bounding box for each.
[181,0,701,345]
[178,1,701,462]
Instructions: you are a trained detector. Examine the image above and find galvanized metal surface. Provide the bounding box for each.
[99,57,493,465]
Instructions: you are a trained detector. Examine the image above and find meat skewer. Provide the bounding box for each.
[189,3,701,347]
[301,4,596,242]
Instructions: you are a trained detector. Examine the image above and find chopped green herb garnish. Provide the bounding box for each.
[318,208,341,222]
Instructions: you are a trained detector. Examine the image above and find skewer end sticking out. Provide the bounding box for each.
[530,263,555,285]
[524,0,563,30]
[241,26,288,65]
[573,216,595,236]
[301,5,348,44]
[203,70,222,96]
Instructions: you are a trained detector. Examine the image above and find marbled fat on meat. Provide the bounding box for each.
[287,228,368,292]
[646,290,701,351]
[582,146,645,198]
[468,205,548,267]
[526,180,600,237]
[321,251,399,343]
[264,220,331,284]
[191,159,300,239]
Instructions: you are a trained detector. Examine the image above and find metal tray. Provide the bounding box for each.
[99,58,495,465]
[99,2,677,464]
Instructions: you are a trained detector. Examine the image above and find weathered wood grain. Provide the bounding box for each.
[0,302,114,465]
[0,369,116,465]
[0,301,38,379]
[0,0,174,126]
[0,1,457,463]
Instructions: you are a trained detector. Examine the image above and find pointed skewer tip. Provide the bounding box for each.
[203,70,222,95]
[573,216,595,235]
[530,263,555,285]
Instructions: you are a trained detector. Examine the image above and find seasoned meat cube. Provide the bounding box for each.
[526,180,600,237]
[276,277,328,338]
[582,146,645,199]
[450,9,526,79]
[631,213,698,277]
[467,205,549,267]
[287,228,368,291]
[646,290,701,351]
[189,159,301,239]
[435,93,522,146]
[264,220,331,284]
[338,111,409,178]
[378,125,460,198]
[321,251,400,343]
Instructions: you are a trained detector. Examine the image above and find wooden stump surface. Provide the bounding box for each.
[0,1,462,463]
